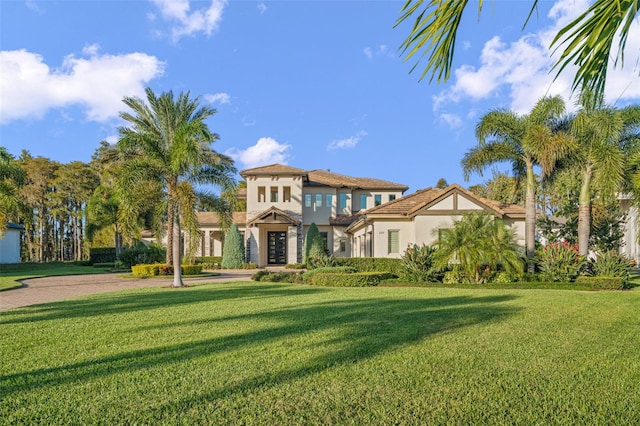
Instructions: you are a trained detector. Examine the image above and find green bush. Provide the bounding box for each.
[93,262,115,269]
[90,247,117,264]
[307,254,337,269]
[443,270,468,284]
[333,257,403,274]
[302,266,357,283]
[222,224,246,269]
[589,251,634,280]
[181,264,203,275]
[193,256,222,266]
[285,263,306,270]
[239,262,258,270]
[535,241,585,282]
[131,263,203,277]
[492,271,520,284]
[400,244,442,282]
[303,223,325,264]
[252,271,304,283]
[575,276,626,290]
[131,264,161,277]
[118,243,166,269]
[308,272,392,287]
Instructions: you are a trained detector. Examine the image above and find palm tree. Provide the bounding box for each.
[461,95,574,272]
[0,147,26,235]
[395,0,639,99]
[568,90,640,256]
[434,211,523,283]
[117,87,237,287]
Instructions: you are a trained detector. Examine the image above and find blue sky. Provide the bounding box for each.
[1,0,639,193]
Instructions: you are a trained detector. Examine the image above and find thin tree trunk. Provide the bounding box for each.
[525,162,536,274]
[172,205,184,287]
[166,207,174,265]
[578,167,592,256]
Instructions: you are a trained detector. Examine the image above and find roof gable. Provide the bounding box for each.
[247,206,301,225]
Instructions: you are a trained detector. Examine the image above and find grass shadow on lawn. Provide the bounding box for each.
[0,283,519,410]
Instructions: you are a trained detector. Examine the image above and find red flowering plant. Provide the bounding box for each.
[535,241,585,282]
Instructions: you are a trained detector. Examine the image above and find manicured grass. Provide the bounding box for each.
[1,282,639,424]
[0,262,111,292]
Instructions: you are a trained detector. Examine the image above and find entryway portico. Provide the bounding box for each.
[246,207,303,267]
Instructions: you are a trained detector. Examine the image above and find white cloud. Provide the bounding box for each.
[151,0,226,42]
[432,0,640,115]
[438,113,463,129]
[225,137,291,168]
[257,3,267,15]
[205,92,230,104]
[0,48,165,124]
[363,45,393,60]
[327,131,367,150]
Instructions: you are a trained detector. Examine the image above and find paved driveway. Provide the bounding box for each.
[0,271,255,311]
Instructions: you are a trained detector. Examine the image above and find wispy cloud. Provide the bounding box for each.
[438,113,463,129]
[150,0,227,42]
[363,45,393,60]
[257,2,267,15]
[0,47,164,124]
[327,131,367,151]
[205,92,230,104]
[226,137,291,168]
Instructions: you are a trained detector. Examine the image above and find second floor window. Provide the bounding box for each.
[339,193,348,210]
[305,194,312,207]
[326,194,332,208]
[374,194,382,206]
[360,194,367,210]
[270,187,278,202]
[315,194,322,207]
[283,186,291,202]
[389,194,396,202]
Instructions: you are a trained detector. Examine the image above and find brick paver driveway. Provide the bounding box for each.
[0,271,255,311]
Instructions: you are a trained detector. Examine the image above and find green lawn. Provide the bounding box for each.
[0,262,112,291]
[1,281,639,424]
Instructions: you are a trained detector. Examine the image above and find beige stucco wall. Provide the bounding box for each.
[245,175,303,221]
[302,187,336,225]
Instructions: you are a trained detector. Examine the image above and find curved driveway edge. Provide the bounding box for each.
[0,270,255,311]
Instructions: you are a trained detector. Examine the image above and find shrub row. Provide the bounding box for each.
[574,276,626,290]
[308,271,395,287]
[131,264,203,278]
[334,257,403,274]
[89,247,117,264]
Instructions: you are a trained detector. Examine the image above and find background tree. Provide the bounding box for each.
[0,147,26,235]
[435,178,448,189]
[395,0,640,99]
[462,95,573,272]
[221,223,245,269]
[567,90,640,255]
[467,171,525,205]
[117,87,237,287]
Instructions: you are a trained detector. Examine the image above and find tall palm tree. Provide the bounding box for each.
[0,147,26,235]
[569,90,640,255]
[461,96,574,272]
[395,0,639,99]
[117,87,237,287]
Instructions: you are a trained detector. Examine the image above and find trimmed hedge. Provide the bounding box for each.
[334,257,403,274]
[131,264,203,278]
[90,247,117,264]
[575,276,626,290]
[308,271,394,287]
[192,256,223,265]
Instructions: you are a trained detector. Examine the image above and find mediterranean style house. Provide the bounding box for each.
[183,164,528,267]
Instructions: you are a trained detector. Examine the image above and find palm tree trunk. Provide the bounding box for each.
[525,162,536,274]
[172,205,184,287]
[578,167,592,256]
[166,207,174,265]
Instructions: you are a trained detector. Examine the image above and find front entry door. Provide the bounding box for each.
[267,231,287,265]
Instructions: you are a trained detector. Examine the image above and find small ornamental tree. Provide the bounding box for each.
[221,223,245,269]
[303,223,323,264]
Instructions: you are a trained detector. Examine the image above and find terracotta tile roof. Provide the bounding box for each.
[307,169,409,191]
[329,214,362,226]
[363,184,525,218]
[240,164,307,177]
[196,211,246,225]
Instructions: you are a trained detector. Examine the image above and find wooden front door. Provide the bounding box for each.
[267,231,287,265]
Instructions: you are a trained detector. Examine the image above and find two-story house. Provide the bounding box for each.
[240,164,408,266]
